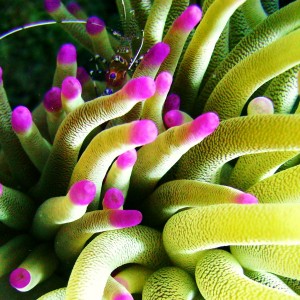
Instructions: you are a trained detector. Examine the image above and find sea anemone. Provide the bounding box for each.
[1,0,300,299]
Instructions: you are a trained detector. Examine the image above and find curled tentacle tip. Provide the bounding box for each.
[124,77,156,100]
[103,187,124,209]
[189,112,219,139]
[11,106,32,134]
[247,96,274,115]
[67,1,81,14]
[164,110,184,128]
[44,0,60,13]
[57,43,77,64]
[144,42,170,66]
[9,268,31,290]
[69,180,97,206]
[109,210,143,228]
[113,294,134,300]
[235,193,259,205]
[173,5,202,32]
[61,76,82,100]
[86,16,105,35]
[130,120,158,145]
[76,67,90,85]
[155,71,173,94]
[116,149,137,169]
[164,93,181,113]
[43,87,62,113]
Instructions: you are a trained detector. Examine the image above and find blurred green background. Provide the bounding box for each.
[0,1,117,109]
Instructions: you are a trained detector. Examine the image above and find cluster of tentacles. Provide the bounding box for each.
[1,0,300,299]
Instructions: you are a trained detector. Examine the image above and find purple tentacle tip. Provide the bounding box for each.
[113,294,134,300]
[0,183,3,197]
[155,71,173,94]
[0,66,3,84]
[109,210,143,228]
[69,180,96,206]
[11,106,33,134]
[62,76,82,100]
[143,42,170,66]
[189,112,219,139]
[43,87,62,112]
[86,16,105,35]
[103,188,124,209]
[9,268,31,290]
[124,77,156,100]
[77,67,90,85]
[130,120,158,145]
[67,1,81,14]
[116,149,137,169]
[163,93,180,114]
[173,5,202,32]
[57,44,77,64]
[235,193,259,205]
[44,0,61,13]
[164,110,184,128]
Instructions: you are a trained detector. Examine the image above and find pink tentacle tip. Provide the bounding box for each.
[77,67,90,85]
[86,16,105,35]
[0,183,3,197]
[189,112,219,139]
[163,93,180,114]
[130,120,158,145]
[123,77,156,100]
[109,210,143,228]
[103,188,124,209]
[164,110,184,128]
[11,106,33,134]
[9,268,31,290]
[173,5,202,32]
[235,193,258,205]
[43,87,62,113]
[116,149,137,169]
[67,1,81,14]
[155,71,173,94]
[0,66,3,84]
[113,294,134,300]
[57,43,77,64]
[62,76,82,100]
[143,42,170,66]
[69,180,97,206]
[44,0,61,13]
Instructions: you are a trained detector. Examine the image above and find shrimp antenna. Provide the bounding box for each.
[128,29,144,70]
[0,20,105,41]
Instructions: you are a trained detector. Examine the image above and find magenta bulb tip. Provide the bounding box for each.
[103,187,124,209]
[116,149,137,169]
[124,77,156,100]
[43,87,62,112]
[155,71,173,94]
[130,120,158,145]
[77,67,90,85]
[86,16,105,35]
[164,110,184,128]
[57,43,77,64]
[109,210,143,228]
[69,180,97,205]
[67,1,81,14]
[11,106,33,134]
[235,193,258,204]
[44,0,61,13]
[173,5,202,32]
[9,268,31,290]
[143,42,170,66]
[113,294,134,300]
[189,112,219,139]
[62,76,82,99]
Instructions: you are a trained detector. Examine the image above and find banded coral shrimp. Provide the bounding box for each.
[0,0,144,109]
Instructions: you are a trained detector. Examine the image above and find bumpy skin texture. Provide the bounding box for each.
[142,266,199,299]
[66,226,169,299]
[195,250,298,300]
[163,204,300,272]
